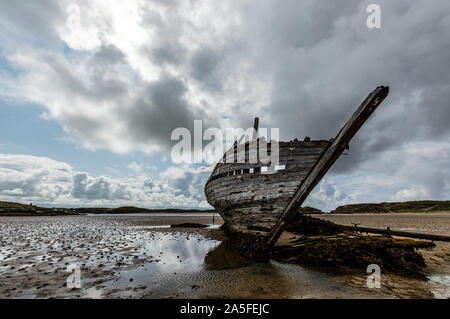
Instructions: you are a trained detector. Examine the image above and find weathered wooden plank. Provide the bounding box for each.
[207,174,304,194]
[206,178,302,205]
[207,184,298,203]
[267,86,390,247]
[207,171,304,192]
[206,158,317,189]
[207,147,326,189]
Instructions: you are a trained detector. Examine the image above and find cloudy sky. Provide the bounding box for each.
[0,0,449,211]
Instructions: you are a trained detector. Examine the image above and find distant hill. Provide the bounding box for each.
[0,201,215,216]
[298,206,324,214]
[0,201,75,216]
[330,200,450,214]
[0,201,39,209]
[3,200,449,217]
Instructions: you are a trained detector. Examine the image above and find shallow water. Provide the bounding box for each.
[0,214,449,299]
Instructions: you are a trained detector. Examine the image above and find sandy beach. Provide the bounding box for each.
[0,213,449,299]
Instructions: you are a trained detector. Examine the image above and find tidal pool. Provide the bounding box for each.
[0,215,448,299]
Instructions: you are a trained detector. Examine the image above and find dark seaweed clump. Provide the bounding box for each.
[272,216,436,278]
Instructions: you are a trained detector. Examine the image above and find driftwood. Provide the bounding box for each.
[343,224,450,242]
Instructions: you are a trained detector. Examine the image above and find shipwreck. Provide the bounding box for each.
[204,86,390,251]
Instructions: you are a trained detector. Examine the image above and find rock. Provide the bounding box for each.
[170,223,208,229]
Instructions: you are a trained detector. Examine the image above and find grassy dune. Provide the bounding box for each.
[0,201,45,209]
[330,200,450,214]
[0,201,69,216]
[0,201,214,216]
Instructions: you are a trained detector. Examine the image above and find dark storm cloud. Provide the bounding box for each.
[228,0,450,177]
[240,0,361,49]
[90,44,126,66]
[127,74,216,151]
[151,41,186,66]
[140,1,187,66]
[148,0,180,7]
[189,47,224,92]
[0,0,64,48]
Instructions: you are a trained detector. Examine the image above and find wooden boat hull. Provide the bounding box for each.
[205,140,329,237]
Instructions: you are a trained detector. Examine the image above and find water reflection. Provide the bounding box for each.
[99,233,384,298]
[204,240,254,270]
[98,232,221,297]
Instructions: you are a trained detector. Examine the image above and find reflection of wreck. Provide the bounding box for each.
[205,86,390,249]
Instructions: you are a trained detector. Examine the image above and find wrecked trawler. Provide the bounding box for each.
[204,86,390,251]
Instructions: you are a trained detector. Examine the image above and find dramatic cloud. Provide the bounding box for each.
[0,0,449,209]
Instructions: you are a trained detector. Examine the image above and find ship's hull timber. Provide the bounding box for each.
[205,86,390,245]
[205,140,329,237]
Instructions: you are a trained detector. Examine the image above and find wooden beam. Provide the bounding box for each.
[341,224,450,242]
[267,86,390,247]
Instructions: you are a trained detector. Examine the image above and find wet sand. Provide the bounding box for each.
[0,213,449,299]
[317,212,450,298]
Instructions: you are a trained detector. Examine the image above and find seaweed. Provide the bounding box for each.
[271,216,436,278]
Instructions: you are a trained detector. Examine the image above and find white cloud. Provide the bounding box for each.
[393,188,426,202]
[1,1,449,208]
[0,153,210,208]
[0,153,72,202]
